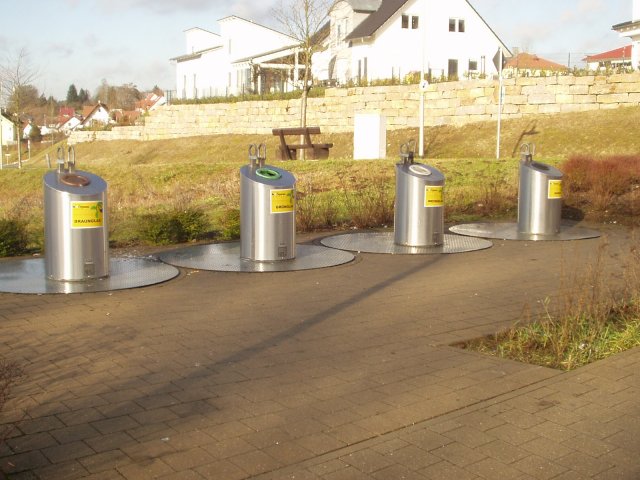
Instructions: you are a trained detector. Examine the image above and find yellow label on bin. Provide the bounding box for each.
[71,201,104,228]
[548,180,563,199]
[271,189,294,214]
[424,186,444,207]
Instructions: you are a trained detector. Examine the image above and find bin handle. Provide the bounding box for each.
[520,143,535,163]
[249,143,266,168]
[56,147,66,172]
[400,140,416,166]
[67,146,76,172]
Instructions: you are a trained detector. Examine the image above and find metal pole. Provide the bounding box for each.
[496,49,503,160]
[419,5,426,157]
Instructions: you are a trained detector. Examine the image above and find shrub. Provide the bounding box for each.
[140,207,209,245]
[0,219,30,257]
[219,208,241,241]
[561,155,640,221]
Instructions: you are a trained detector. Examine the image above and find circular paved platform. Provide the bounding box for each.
[158,242,355,272]
[320,232,492,254]
[449,222,600,241]
[0,257,179,294]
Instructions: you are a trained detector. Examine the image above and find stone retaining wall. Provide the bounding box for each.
[69,73,640,144]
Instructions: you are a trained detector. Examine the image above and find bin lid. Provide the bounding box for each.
[44,170,107,195]
[240,164,295,187]
[522,161,563,178]
[398,162,445,183]
[409,164,432,176]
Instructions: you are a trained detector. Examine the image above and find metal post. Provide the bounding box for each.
[496,49,503,160]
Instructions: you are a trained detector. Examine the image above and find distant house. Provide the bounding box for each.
[58,116,82,135]
[171,16,302,99]
[612,0,640,69]
[80,102,111,129]
[503,52,568,77]
[314,0,510,85]
[135,92,166,112]
[0,111,16,146]
[584,45,633,70]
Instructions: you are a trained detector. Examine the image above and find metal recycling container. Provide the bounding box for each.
[394,148,445,247]
[517,145,563,235]
[240,145,296,261]
[44,151,108,281]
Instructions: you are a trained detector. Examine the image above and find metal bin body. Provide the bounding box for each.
[44,170,108,281]
[517,160,563,235]
[240,164,296,261]
[394,162,445,247]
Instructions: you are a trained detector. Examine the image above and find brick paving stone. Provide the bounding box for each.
[557,450,615,476]
[419,460,481,480]
[116,458,174,480]
[466,457,524,479]
[50,423,101,445]
[229,449,282,476]
[194,459,248,480]
[41,440,95,465]
[78,450,131,474]
[339,449,394,474]
[32,460,89,480]
[1,227,639,479]
[511,455,568,480]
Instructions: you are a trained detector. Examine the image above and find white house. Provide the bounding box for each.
[315,0,510,85]
[171,16,302,99]
[584,45,633,71]
[0,111,16,146]
[613,0,640,69]
[79,103,111,129]
[59,116,82,135]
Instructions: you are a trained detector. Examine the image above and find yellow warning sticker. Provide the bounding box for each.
[270,189,294,214]
[548,180,563,199]
[71,201,104,228]
[424,186,444,207]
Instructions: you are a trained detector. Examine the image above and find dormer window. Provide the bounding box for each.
[402,14,419,29]
[449,18,465,32]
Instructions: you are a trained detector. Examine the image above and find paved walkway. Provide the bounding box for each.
[0,224,638,479]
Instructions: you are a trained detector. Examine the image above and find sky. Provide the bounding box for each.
[0,0,633,102]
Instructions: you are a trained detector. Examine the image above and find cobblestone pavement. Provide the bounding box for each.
[0,225,638,479]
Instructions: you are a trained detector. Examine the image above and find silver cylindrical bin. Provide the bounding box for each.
[44,150,108,281]
[394,146,445,247]
[240,145,296,261]
[517,145,563,235]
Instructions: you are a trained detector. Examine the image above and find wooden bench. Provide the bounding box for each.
[272,127,333,160]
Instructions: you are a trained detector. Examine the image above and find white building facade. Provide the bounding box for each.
[0,112,16,146]
[172,16,300,100]
[613,0,640,70]
[316,0,509,85]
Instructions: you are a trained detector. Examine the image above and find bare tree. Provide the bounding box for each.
[0,48,39,167]
[273,0,330,128]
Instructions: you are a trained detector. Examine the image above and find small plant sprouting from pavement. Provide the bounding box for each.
[461,239,640,370]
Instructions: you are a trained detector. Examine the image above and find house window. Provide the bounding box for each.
[469,60,478,71]
[403,15,419,29]
[449,18,465,32]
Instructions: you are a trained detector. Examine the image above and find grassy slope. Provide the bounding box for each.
[1,106,638,247]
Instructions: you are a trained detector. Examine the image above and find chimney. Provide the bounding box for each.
[634,0,640,21]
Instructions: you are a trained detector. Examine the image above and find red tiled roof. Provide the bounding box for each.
[505,52,568,71]
[584,45,632,62]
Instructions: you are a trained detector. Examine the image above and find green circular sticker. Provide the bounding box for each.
[256,168,282,180]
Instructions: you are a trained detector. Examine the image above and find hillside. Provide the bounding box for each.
[0,106,638,252]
